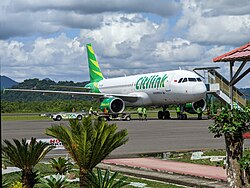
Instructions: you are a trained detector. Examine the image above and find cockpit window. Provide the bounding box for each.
[197,78,202,82]
[178,78,183,83]
[188,78,196,82]
[182,78,187,82]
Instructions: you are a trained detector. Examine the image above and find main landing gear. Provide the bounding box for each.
[158,105,171,119]
[179,113,187,120]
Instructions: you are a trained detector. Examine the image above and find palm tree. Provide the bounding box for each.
[45,117,128,187]
[41,174,70,188]
[49,157,73,175]
[2,137,54,188]
[87,168,129,188]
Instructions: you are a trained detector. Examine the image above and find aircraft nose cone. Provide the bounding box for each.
[192,83,207,97]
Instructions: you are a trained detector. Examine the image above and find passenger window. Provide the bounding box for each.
[178,78,183,83]
[182,78,187,82]
[188,78,196,82]
[197,78,202,82]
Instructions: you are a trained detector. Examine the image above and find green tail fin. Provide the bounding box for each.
[86,44,104,83]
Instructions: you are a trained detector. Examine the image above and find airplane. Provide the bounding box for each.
[5,43,207,120]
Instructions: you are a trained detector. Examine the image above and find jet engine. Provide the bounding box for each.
[184,99,206,114]
[100,97,125,114]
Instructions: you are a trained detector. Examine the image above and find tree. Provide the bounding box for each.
[49,157,73,175]
[45,117,128,187]
[209,108,250,187]
[2,137,54,188]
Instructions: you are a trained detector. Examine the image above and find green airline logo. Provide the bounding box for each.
[84,82,100,93]
[136,74,168,90]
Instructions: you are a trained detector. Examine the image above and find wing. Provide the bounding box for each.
[49,85,91,92]
[4,89,138,102]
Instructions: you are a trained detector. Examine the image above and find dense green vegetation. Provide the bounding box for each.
[1,100,99,113]
[3,164,184,188]
[1,78,90,102]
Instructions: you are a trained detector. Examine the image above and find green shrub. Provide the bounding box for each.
[49,157,73,175]
[87,168,129,188]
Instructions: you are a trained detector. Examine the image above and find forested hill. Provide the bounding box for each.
[240,88,250,100]
[0,75,18,89]
[1,78,90,102]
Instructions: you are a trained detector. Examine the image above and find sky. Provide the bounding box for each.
[0,0,250,88]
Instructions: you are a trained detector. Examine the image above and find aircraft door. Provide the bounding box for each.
[163,73,175,103]
[165,73,174,92]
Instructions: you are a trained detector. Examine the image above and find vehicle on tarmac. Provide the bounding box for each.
[94,112,131,121]
[51,111,87,121]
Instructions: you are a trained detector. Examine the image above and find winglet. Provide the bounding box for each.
[86,44,104,83]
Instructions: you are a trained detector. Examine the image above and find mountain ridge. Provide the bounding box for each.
[0,75,18,89]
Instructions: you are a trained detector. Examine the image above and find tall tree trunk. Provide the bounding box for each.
[245,167,250,187]
[22,170,33,188]
[225,133,245,187]
[79,167,89,188]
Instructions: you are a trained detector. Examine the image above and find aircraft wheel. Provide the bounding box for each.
[179,114,187,120]
[77,115,82,120]
[158,111,164,119]
[125,116,131,121]
[163,111,170,119]
[56,115,62,121]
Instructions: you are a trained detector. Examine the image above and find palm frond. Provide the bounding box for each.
[86,168,129,188]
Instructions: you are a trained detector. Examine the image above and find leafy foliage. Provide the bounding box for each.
[2,137,54,188]
[10,181,26,188]
[45,117,128,186]
[41,174,70,188]
[87,168,129,188]
[239,154,250,171]
[209,107,250,138]
[49,157,73,175]
[2,178,11,188]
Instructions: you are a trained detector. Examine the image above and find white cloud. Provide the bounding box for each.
[80,14,158,57]
[0,34,86,82]
[0,0,179,39]
[175,0,250,46]
[187,15,250,46]
[154,38,204,62]
[200,0,250,16]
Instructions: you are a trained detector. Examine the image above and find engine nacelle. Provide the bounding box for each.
[184,99,206,114]
[100,97,125,114]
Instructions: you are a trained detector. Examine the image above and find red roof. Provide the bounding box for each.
[213,42,250,62]
[243,132,250,139]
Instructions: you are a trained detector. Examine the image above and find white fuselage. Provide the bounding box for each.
[97,70,207,106]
